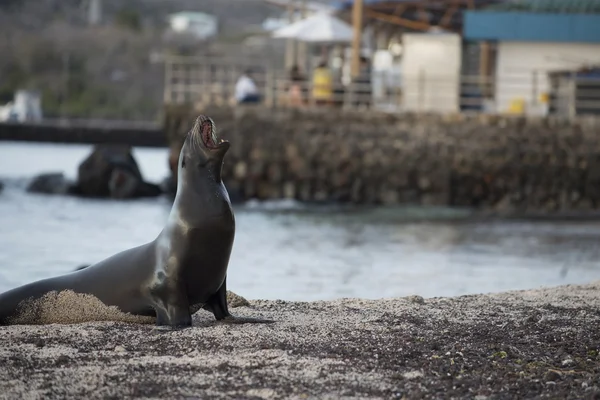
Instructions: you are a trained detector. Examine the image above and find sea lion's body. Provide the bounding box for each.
[0,115,262,327]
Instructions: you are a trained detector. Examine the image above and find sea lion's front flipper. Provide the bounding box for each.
[203,277,274,324]
[150,274,192,328]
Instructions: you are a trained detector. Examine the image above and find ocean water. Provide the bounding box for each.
[1,141,600,301]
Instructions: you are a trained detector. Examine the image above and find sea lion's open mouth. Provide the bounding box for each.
[196,116,228,150]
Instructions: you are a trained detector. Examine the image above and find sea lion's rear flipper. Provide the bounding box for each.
[203,277,274,324]
[217,316,275,324]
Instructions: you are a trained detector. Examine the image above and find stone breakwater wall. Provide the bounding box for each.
[163,106,600,212]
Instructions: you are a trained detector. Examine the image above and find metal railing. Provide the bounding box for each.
[163,59,600,117]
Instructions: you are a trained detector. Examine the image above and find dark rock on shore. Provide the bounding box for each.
[1,282,598,399]
[159,176,177,198]
[27,172,76,195]
[27,146,163,199]
[75,145,162,199]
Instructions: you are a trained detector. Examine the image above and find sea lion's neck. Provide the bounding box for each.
[167,172,231,227]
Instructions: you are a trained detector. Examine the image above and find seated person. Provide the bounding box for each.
[235,69,260,104]
[288,65,305,107]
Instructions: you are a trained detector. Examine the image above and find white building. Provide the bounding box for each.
[494,42,600,116]
[261,0,335,32]
[168,12,218,40]
[0,90,43,123]
[401,32,463,113]
[464,9,600,116]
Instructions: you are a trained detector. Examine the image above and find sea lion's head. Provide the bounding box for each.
[179,115,229,182]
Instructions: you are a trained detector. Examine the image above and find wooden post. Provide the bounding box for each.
[351,0,364,79]
[285,1,297,69]
[265,70,274,108]
[418,68,425,113]
[297,0,308,71]
[202,63,210,106]
[229,65,236,105]
[569,71,577,120]
[163,59,172,104]
[479,40,490,97]
[531,70,539,107]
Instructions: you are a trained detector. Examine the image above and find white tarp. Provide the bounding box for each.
[272,13,354,43]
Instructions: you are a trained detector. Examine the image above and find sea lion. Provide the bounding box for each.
[0,115,272,327]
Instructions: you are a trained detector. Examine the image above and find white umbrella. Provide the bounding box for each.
[272,12,354,43]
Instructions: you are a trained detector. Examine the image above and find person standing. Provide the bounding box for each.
[311,61,333,106]
[288,64,305,107]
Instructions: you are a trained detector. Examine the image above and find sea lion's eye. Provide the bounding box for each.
[181,158,186,168]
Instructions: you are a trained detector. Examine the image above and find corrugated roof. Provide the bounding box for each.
[332,0,410,9]
[332,0,509,10]
[485,0,600,13]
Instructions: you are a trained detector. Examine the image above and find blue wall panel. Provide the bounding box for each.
[464,12,600,43]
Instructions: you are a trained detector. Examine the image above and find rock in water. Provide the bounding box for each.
[27,173,75,195]
[75,145,161,199]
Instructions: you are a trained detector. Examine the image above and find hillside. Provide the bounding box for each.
[0,0,287,120]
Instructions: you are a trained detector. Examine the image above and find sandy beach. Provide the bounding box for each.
[1,282,599,399]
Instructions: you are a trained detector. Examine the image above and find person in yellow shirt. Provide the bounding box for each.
[311,61,333,105]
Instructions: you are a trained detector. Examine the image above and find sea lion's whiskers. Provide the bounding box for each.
[192,127,201,153]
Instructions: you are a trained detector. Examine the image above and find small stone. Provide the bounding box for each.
[562,358,574,367]
[544,370,562,382]
[114,346,126,353]
[55,355,71,367]
[187,350,201,358]
[246,388,277,399]
[34,339,45,348]
[402,370,424,379]
[407,295,425,305]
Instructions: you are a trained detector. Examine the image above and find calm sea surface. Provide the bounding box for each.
[1,141,600,301]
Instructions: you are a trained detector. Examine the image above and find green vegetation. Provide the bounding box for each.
[489,351,508,359]
[115,8,142,32]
